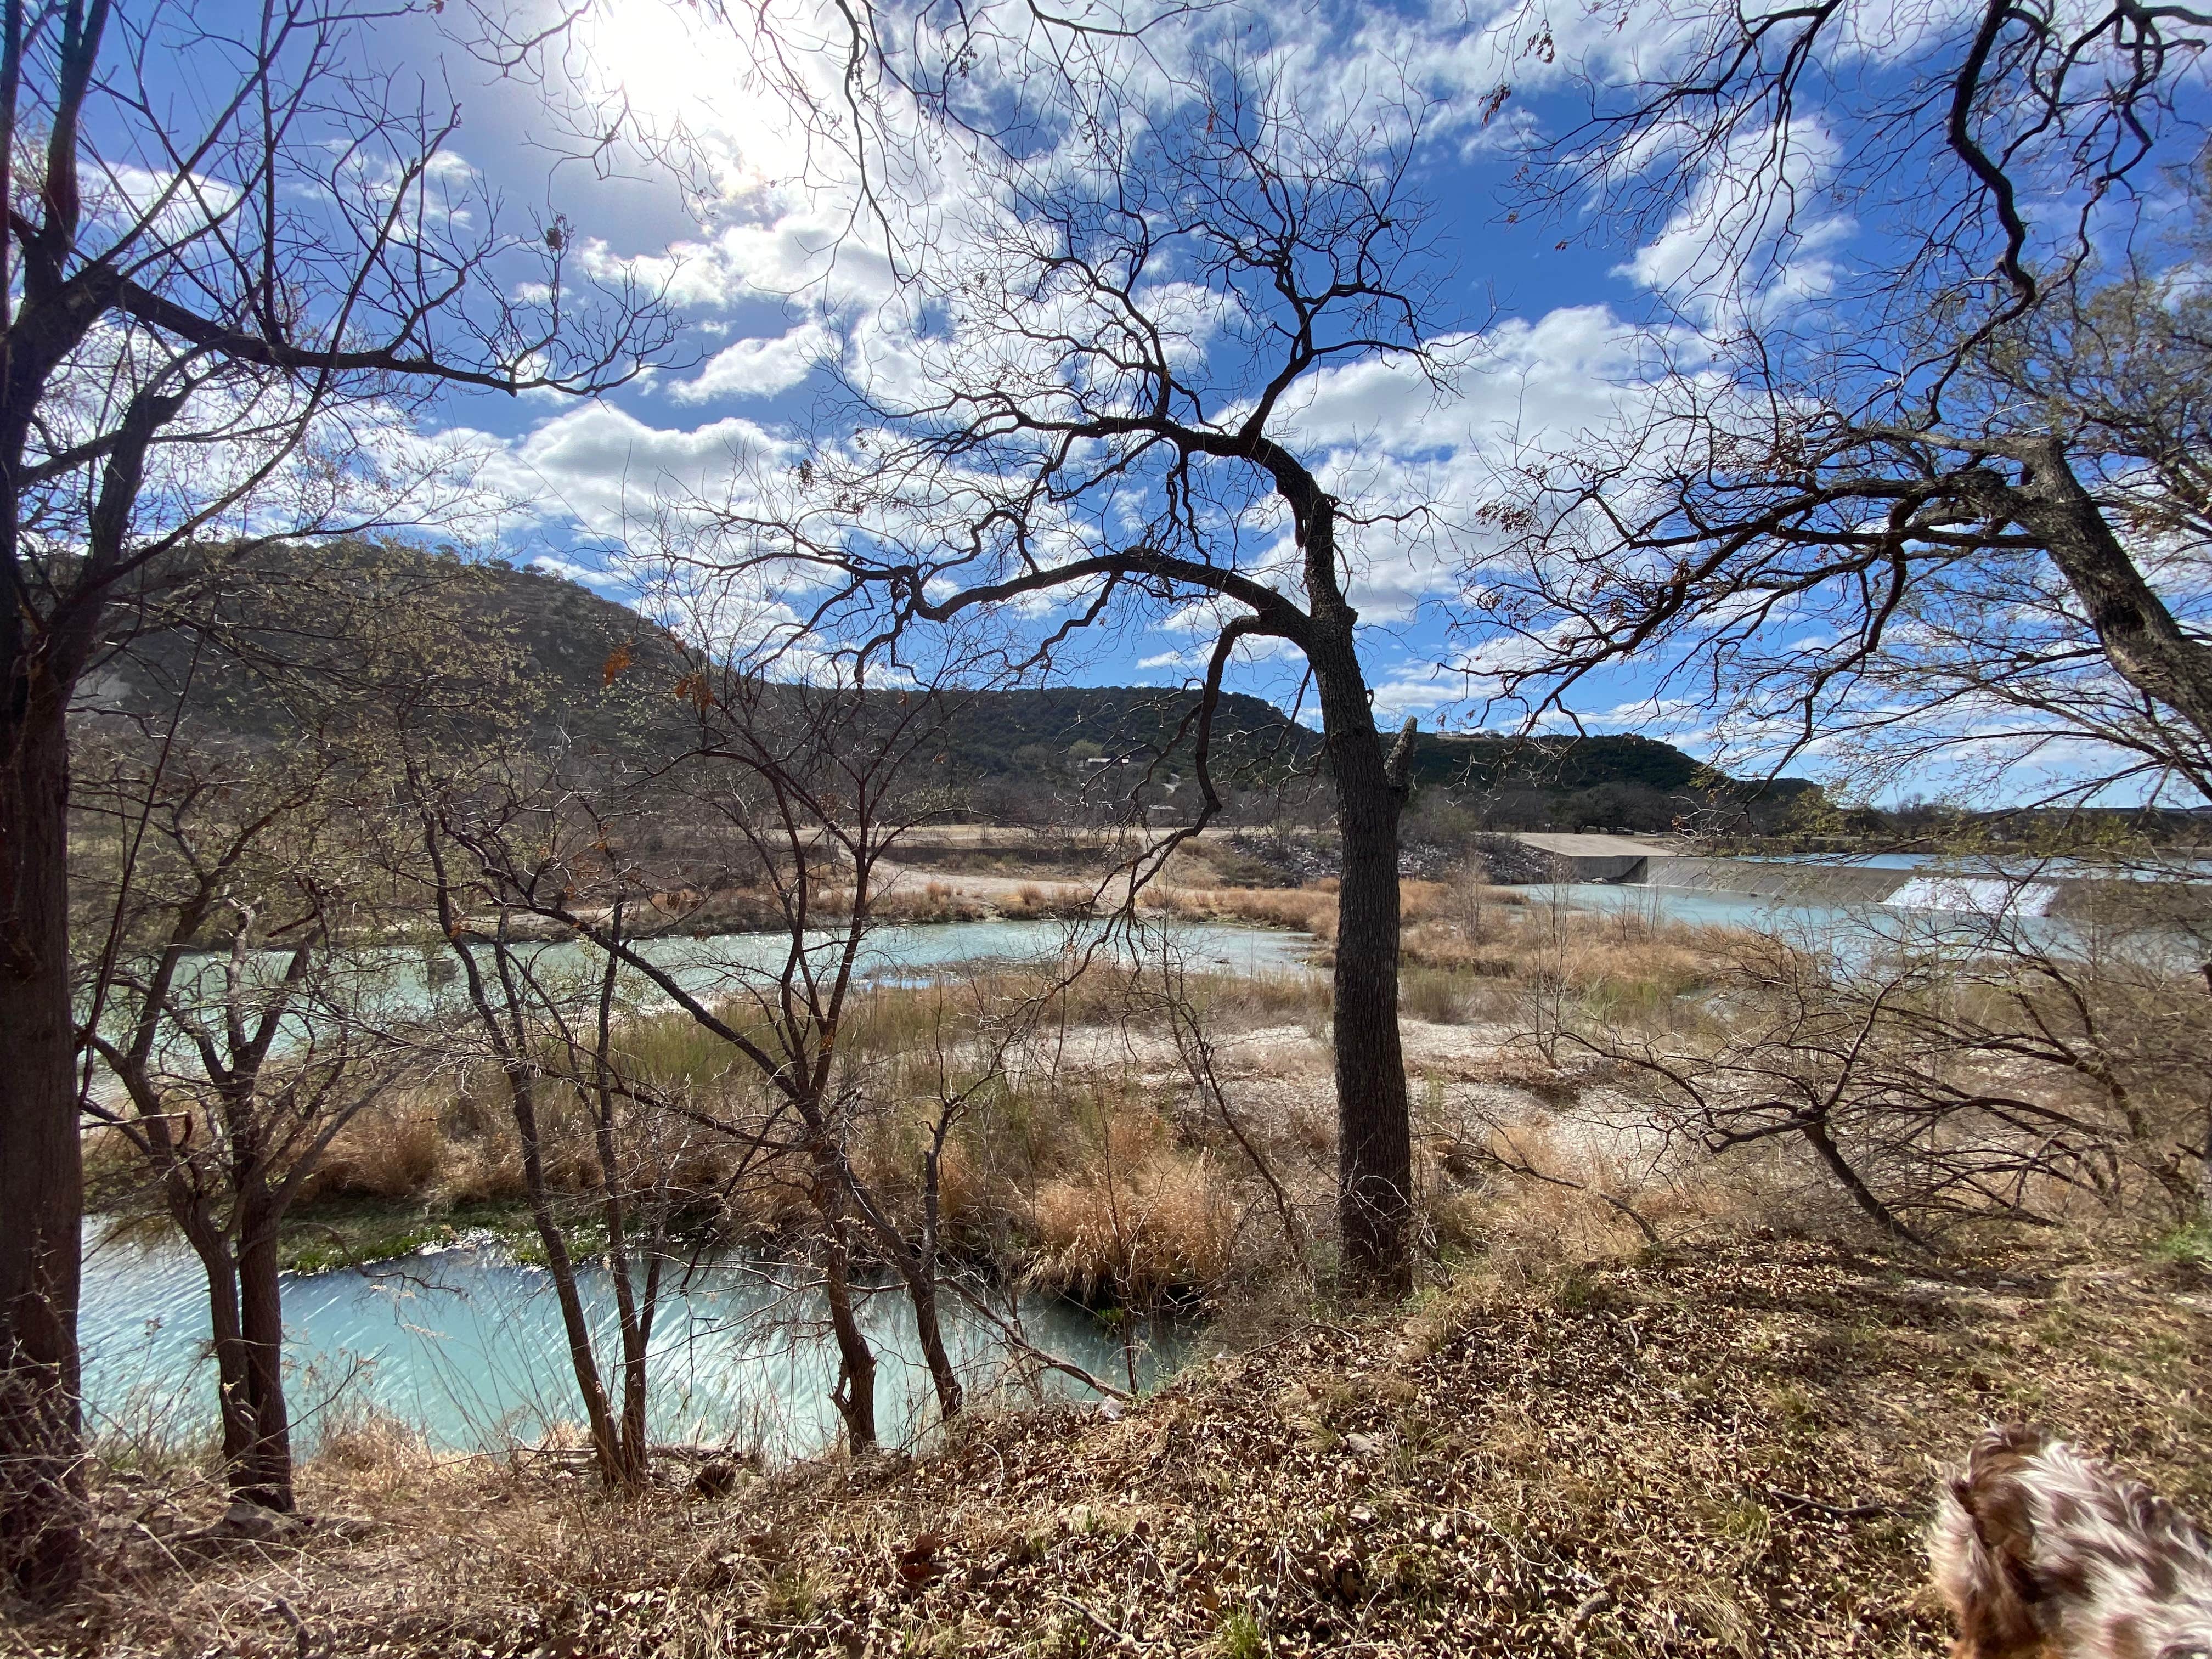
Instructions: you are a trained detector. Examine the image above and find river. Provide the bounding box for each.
[80,1230,1184,1463]
[95,888,2183,1466]
[82,916,1285,1464]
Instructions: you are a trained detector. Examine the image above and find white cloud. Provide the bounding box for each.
[668,323,833,403]
[97,163,244,248]
[457,400,791,536]
[1616,117,1853,325]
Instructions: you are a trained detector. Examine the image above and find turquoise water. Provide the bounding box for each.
[432,916,1315,998]
[139,916,1314,1019]
[81,1231,1182,1462]
[1758,850,2212,877]
[1553,881,2202,966]
[82,917,1274,1463]
[1559,878,1953,937]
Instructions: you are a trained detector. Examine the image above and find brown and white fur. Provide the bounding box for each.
[1931,1425,2212,1658]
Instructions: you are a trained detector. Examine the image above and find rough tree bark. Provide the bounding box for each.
[0,686,84,1597]
[1999,436,2212,741]
[1316,644,1419,1294]
[0,387,173,1592]
[232,1195,294,1509]
[815,1178,879,1453]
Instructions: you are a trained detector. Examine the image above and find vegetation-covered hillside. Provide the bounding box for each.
[77,540,688,754]
[83,541,1811,831]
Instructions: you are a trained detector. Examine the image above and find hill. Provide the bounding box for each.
[77,541,1811,823]
[76,540,688,754]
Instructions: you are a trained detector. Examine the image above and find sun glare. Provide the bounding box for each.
[575,0,812,187]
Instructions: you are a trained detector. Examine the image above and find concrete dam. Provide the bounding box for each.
[1502,835,2203,922]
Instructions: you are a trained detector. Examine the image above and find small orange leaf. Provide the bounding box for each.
[601,642,634,686]
[673,672,716,714]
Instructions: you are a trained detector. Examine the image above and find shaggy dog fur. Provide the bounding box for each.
[1931,1425,2212,1658]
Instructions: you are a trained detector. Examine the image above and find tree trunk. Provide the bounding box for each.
[2008,438,2212,743]
[2196,1100,2211,1224]
[616,1296,653,1491]
[505,1064,622,1485]
[1799,1116,1932,1251]
[440,920,625,1488]
[819,1206,877,1454]
[181,1231,255,1496]
[234,1204,294,1511]
[0,685,84,1599]
[1310,631,1416,1294]
[877,1147,961,1424]
[591,946,653,1492]
[902,1268,962,1424]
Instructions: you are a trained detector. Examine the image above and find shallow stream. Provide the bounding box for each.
[82,917,1278,1463]
[81,1232,1181,1462]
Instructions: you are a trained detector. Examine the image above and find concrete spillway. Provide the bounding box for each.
[1639,856,1910,904]
[1501,834,2209,922]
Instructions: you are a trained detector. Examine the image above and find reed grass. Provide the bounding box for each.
[109,879,1770,1295]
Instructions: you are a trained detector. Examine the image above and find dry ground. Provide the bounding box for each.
[28,1234,2209,1658]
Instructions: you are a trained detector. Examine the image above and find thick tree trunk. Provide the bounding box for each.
[182,1232,254,1494]
[1309,630,1416,1295]
[2007,438,2212,743]
[234,1206,294,1511]
[0,686,84,1600]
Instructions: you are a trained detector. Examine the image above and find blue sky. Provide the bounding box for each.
[383,5,1685,711]
[132,0,2212,803]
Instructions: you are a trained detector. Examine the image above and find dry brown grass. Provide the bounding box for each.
[47,1232,2207,1659]
[91,871,1757,1296]
[1026,1106,1239,1300]
[311,1098,447,1201]
[1398,905,1743,1008]
[873,880,990,924]
[1142,882,1335,932]
[996,882,1098,920]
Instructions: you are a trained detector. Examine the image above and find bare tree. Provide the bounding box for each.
[1474,0,2212,809]
[408,812,680,1492]
[0,0,671,1595]
[410,661,975,1452]
[73,727,408,1514]
[692,49,1457,1293]
[1583,910,2212,1247]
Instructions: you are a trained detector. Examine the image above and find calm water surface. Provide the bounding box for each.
[84,917,1272,1460]
[81,1232,1181,1461]
[1553,880,2204,964]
